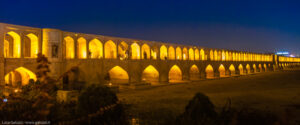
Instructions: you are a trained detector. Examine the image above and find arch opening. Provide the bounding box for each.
[219,64,226,77]
[189,48,194,60]
[190,65,200,80]
[151,46,158,60]
[89,39,103,59]
[229,64,235,76]
[183,48,188,60]
[168,46,175,60]
[239,64,244,75]
[141,44,150,59]
[142,65,159,83]
[5,31,21,58]
[176,47,182,60]
[64,36,75,59]
[24,33,39,58]
[105,40,117,59]
[77,37,87,59]
[253,64,257,73]
[160,45,168,60]
[205,65,214,79]
[118,42,128,60]
[108,66,129,84]
[131,43,140,59]
[169,65,182,82]
[195,49,199,60]
[5,67,37,86]
[246,64,251,74]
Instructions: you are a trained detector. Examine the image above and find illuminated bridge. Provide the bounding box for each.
[1,22,300,87]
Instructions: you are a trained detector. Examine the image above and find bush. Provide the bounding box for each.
[76,84,128,125]
[176,92,218,125]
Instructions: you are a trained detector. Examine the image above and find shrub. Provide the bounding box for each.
[176,92,218,125]
[76,84,128,125]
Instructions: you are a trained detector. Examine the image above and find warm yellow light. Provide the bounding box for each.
[190,65,200,80]
[26,33,39,58]
[89,39,103,58]
[109,66,129,83]
[77,37,87,59]
[64,36,75,59]
[183,48,188,60]
[141,44,150,59]
[5,67,37,86]
[194,49,199,60]
[176,47,182,60]
[205,64,214,78]
[160,45,168,60]
[168,46,175,60]
[105,40,117,59]
[6,31,21,58]
[131,43,140,59]
[238,64,244,75]
[142,65,159,82]
[200,49,205,60]
[169,65,182,82]
[229,64,235,75]
[219,64,226,77]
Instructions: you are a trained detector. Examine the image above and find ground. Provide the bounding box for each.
[117,70,300,123]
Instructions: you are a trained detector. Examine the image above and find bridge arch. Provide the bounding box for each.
[142,65,159,83]
[183,48,188,60]
[105,40,117,59]
[151,46,159,60]
[219,64,226,77]
[131,43,140,59]
[258,64,263,72]
[205,64,214,79]
[77,37,87,59]
[169,65,182,82]
[176,47,182,60]
[214,50,218,61]
[108,66,129,84]
[89,39,103,59]
[195,49,199,60]
[141,44,150,59]
[64,36,75,59]
[189,48,194,60]
[264,64,268,71]
[160,45,168,60]
[5,31,21,58]
[229,64,235,76]
[118,41,128,60]
[246,64,251,74]
[190,64,200,80]
[209,50,214,61]
[24,33,39,58]
[200,49,205,60]
[253,64,257,73]
[168,46,175,60]
[238,64,244,75]
[5,67,37,86]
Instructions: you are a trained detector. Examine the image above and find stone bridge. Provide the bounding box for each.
[1,22,299,87]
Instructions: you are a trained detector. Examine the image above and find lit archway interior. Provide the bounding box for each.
[169,65,182,82]
[131,43,140,59]
[118,42,128,60]
[141,44,150,59]
[105,40,117,59]
[89,39,103,59]
[222,51,226,61]
[5,31,21,58]
[64,36,75,59]
[195,49,199,60]
[160,45,168,60]
[151,46,158,60]
[239,64,244,75]
[253,64,257,73]
[183,48,188,60]
[168,46,175,60]
[189,48,194,60]
[264,64,267,71]
[142,65,159,83]
[219,64,226,77]
[259,64,263,72]
[214,50,218,61]
[5,67,37,86]
[108,66,129,84]
[190,65,200,80]
[200,49,205,60]
[24,33,38,58]
[229,64,235,75]
[210,50,214,61]
[77,37,87,59]
[246,64,251,74]
[205,65,214,79]
[176,47,182,60]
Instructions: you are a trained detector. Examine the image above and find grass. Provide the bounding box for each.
[117,70,300,124]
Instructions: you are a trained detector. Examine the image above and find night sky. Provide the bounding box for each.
[1,0,300,55]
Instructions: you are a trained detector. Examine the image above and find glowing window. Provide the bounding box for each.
[141,44,150,59]
[89,39,103,59]
[160,45,168,60]
[131,43,140,59]
[105,40,117,59]
[64,36,75,59]
[168,46,175,60]
[77,37,87,59]
[176,47,182,60]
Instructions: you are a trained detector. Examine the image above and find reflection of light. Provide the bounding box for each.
[290,55,295,57]
[108,83,112,86]
[14,89,19,93]
[3,99,7,102]
[183,54,186,59]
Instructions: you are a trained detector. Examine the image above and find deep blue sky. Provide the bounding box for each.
[1,0,300,55]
